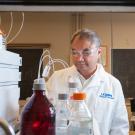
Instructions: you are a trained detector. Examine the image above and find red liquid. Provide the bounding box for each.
[20,90,55,135]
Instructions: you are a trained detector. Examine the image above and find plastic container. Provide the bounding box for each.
[20,78,56,135]
[0,29,6,50]
[68,81,78,100]
[56,93,69,135]
[68,92,93,135]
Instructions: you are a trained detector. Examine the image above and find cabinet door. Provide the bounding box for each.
[7,49,43,99]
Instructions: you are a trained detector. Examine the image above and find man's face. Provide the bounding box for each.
[71,36,101,73]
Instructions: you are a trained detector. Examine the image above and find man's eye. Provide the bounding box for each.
[83,51,91,55]
[72,51,80,56]
[72,51,78,55]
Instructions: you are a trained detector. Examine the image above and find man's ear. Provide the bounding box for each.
[97,47,102,64]
[98,47,102,55]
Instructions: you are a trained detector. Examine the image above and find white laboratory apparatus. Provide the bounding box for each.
[0,49,22,135]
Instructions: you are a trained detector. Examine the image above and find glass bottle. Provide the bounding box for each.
[20,78,56,135]
[68,81,78,100]
[56,93,69,135]
[68,92,93,135]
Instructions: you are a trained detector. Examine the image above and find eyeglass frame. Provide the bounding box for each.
[71,47,99,57]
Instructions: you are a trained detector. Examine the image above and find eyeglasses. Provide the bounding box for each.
[71,48,98,57]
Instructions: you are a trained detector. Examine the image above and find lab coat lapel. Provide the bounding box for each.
[80,64,106,115]
[82,64,105,90]
[69,64,105,92]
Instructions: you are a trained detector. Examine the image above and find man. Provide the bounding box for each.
[46,29,129,135]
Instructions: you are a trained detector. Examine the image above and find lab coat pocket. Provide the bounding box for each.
[94,96,115,124]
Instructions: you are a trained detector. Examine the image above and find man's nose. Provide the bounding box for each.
[76,54,84,61]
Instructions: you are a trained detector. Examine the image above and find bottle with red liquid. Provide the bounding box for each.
[20,78,56,135]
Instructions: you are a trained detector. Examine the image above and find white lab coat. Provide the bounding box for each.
[46,64,129,135]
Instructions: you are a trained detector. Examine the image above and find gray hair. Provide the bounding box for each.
[71,28,101,48]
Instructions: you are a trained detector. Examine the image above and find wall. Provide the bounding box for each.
[0,12,72,68]
[1,12,135,72]
[112,13,135,49]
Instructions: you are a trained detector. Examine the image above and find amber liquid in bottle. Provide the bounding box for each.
[20,90,55,135]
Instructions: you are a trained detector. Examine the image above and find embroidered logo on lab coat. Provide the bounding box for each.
[99,92,114,99]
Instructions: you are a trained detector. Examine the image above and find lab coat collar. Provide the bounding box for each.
[70,64,106,88]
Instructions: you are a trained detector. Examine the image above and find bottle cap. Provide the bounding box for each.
[58,93,68,100]
[68,76,78,88]
[33,78,46,90]
[73,92,86,100]
[68,82,78,88]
